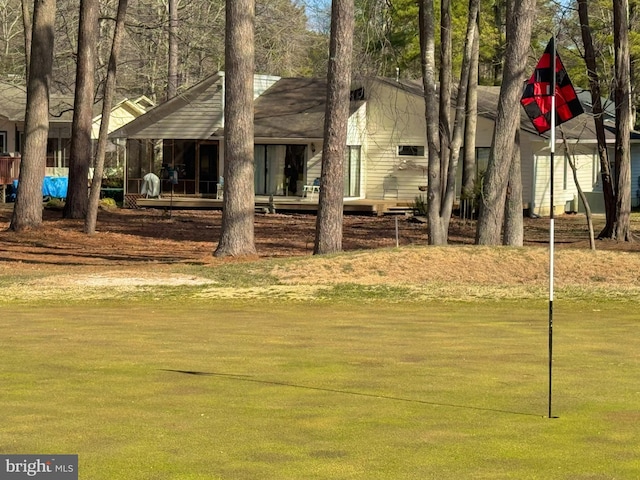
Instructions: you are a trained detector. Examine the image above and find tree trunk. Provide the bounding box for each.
[419,0,477,245]
[214,0,256,257]
[10,0,56,232]
[419,0,443,245]
[561,128,595,250]
[612,0,633,242]
[21,0,31,82]
[491,0,505,85]
[462,20,479,203]
[440,0,479,229]
[438,0,452,195]
[85,0,128,234]
[577,0,615,239]
[313,0,354,255]
[503,129,523,246]
[167,0,178,99]
[475,0,535,245]
[63,0,98,219]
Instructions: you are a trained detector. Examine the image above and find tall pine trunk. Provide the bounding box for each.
[85,0,128,234]
[475,0,534,245]
[612,0,633,241]
[462,21,479,203]
[63,0,98,219]
[167,0,178,99]
[314,0,354,255]
[10,0,56,231]
[214,0,257,257]
[21,0,32,82]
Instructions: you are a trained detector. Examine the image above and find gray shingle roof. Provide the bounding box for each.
[253,77,329,139]
[0,82,27,121]
[0,81,120,124]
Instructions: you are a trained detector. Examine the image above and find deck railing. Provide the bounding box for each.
[0,156,21,185]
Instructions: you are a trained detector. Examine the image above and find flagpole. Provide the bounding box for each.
[548,34,557,419]
[521,34,583,419]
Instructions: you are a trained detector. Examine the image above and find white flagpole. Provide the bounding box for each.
[548,34,557,419]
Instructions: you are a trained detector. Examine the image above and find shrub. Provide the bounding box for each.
[412,194,428,216]
[44,198,65,210]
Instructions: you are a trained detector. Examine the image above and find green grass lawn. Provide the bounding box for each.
[1,298,639,479]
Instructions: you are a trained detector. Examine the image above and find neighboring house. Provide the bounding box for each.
[109,73,640,216]
[0,81,153,185]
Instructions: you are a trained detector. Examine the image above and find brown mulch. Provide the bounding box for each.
[0,205,638,268]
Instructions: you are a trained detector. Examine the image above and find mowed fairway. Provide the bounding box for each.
[1,298,639,479]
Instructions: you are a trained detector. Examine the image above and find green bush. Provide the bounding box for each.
[412,194,428,216]
[44,198,65,209]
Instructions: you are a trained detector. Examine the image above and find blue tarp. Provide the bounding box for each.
[12,176,69,199]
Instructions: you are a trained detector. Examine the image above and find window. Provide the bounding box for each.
[398,145,425,157]
[0,131,6,154]
[476,147,490,176]
[344,146,361,197]
[350,87,365,101]
[15,128,22,153]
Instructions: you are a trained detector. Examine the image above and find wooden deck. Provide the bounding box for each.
[133,195,413,215]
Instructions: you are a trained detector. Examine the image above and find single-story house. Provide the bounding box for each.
[109,72,640,216]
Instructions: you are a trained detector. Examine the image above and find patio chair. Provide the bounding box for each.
[383,175,399,198]
[302,177,320,200]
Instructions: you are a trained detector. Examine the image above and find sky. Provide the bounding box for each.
[298,0,331,31]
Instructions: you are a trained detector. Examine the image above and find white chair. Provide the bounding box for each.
[303,178,320,200]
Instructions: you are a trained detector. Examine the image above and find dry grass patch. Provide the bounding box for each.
[3,245,640,303]
[271,246,640,289]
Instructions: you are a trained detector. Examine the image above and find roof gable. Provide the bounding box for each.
[110,73,282,139]
[110,73,224,139]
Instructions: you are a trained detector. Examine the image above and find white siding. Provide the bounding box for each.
[134,83,225,139]
[92,103,140,139]
[347,103,366,145]
[360,81,536,205]
[119,74,278,140]
[363,80,428,201]
[532,143,599,216]
[519,134,538,209]
[252,75,280,99]
[305,147,323,185]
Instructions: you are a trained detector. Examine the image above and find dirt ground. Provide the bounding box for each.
[0,204,638,268]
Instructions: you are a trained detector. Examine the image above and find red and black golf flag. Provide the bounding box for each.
[520,38,583,134]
